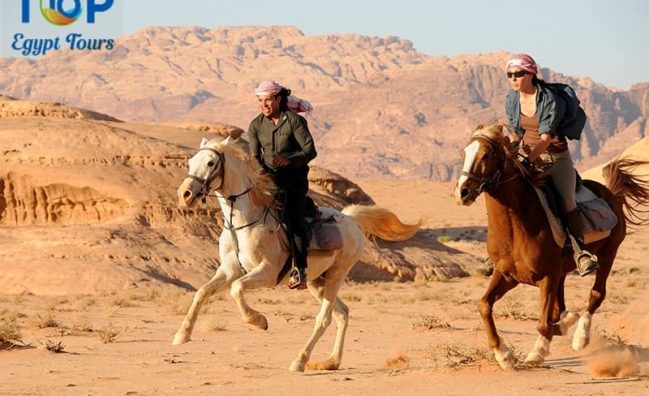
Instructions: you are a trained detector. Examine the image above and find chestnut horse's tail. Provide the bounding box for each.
[342,205,421,242]
[603,158,649,227]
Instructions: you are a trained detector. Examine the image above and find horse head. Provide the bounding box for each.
[177,137,232,208]
[455,124,520,206]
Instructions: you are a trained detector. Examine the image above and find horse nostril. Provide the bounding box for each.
[183,190,192,199]
[461,188,469,198]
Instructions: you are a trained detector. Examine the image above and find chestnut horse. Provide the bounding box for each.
[455,124,649,369]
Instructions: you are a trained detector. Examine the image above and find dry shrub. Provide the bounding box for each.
[0,316,22,343]
[129,289,160,302]
[111,297,136,308]
[257,298,282,305]
[384,350,410,369]
[420,342,491,368]
[98,325,120,344]
[411,314,451,330]
[41,340,65,353]
[496,300,534,321]
[72,323,94,333]
[340,292,362,302]
[34,312,61,329]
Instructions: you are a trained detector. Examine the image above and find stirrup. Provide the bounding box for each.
[576,251,598,277]
[288,268,307,290]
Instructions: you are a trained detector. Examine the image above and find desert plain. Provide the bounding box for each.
[1,123,648,394]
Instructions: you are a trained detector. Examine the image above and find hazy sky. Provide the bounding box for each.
[118,0,648,89]
[0,1,645,88]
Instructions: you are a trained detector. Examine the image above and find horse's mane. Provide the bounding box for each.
[208,138,278,208]
[472,123,540,184]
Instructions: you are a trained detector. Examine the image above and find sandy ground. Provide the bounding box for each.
[2,181,649,395]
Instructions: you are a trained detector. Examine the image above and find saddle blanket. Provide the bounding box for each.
[534,183,618,247]
[307,207,343,254]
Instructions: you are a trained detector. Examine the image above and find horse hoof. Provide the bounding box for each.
[493,345,515,370]
[558,312,579,334]
[253,315,268,331]
[306,357,340,371]
[572,335,589,351]
[572,313,592,351]
[524,352,544,365]
[172,332,190,346]
[289,361,305,372]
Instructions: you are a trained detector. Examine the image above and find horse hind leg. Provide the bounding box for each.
[304,277,349,371]
[478,271,518,369]
[289,269,348,372]
[573,251,615,351]
[172,267,235,345]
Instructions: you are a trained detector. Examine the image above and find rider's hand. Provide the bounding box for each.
[272,154,292,168]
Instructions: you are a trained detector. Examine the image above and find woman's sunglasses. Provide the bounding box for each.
[507,70,528,79]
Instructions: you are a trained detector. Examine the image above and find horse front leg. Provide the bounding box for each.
[552,274,579,336]
[229,264,276,330]
[478,270,518,369]
[525,275,559,365]
[172,265,238,345]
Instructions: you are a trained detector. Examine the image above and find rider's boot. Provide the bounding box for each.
[566,208,598,276]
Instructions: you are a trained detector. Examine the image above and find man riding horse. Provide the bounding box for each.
[247,80,316,289]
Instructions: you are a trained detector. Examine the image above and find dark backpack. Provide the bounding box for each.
[543,82,587,140]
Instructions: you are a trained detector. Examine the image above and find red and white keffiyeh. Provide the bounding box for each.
[254,80,313,113]
[506,54,544,80]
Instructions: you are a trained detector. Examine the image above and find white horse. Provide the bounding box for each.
[173,136,420,372]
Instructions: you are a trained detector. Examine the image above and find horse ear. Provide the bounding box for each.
[199,137,209,148]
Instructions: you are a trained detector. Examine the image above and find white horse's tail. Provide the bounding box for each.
[342,205,420,242]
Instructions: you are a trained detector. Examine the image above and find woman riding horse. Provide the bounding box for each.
[456,123,649,368]
[504,53,597,276]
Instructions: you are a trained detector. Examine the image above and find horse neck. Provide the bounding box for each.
[216,159,265,226]
[484,158,542,235]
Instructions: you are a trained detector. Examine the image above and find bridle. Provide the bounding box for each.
[184,147,226,201]
[183,145,282,275]
[460,136,519,195]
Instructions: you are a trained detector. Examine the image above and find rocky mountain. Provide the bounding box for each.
[1,26,647,180]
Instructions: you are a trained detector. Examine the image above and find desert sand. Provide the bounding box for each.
[2,178,649,394]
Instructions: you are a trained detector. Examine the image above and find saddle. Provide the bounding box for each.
[304,196,343,254]
[275,197,343,285]
[534,174,617,247]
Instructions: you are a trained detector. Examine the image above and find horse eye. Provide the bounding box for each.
[207,161,215,167]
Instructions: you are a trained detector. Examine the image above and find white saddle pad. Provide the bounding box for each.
[534,184,613,247]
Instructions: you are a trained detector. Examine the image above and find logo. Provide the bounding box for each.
[3,0,122,57]
[39,0,83,26]
[21,0,114,25]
